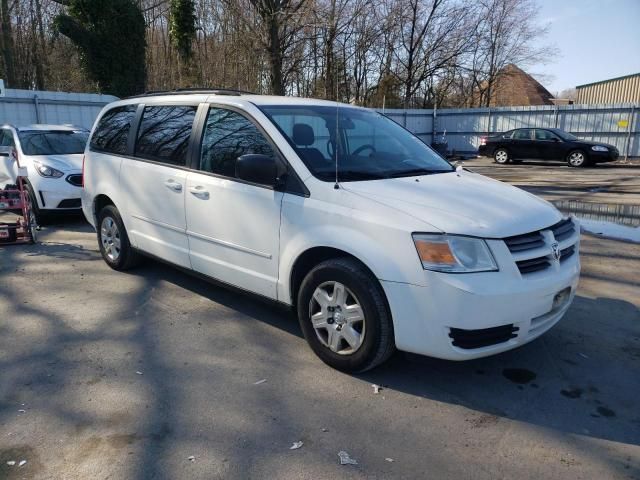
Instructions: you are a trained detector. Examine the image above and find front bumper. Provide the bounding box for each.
[590,149,619,163]
[382,228,581,360]
[32,173,82,211]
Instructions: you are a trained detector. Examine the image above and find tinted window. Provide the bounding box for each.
[200,108,275,178]
[0,129,14,147]
[513,129,532,140]
[135,105,197,166]
[90,105,137,155]
[535,129,559,141]
[18,131,88,155]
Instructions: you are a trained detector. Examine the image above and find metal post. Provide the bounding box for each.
[554,104,559,128]
[487,108,491,135]
[33,95,41,123]
[624,104,636,162]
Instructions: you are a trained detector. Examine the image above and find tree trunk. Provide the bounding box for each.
[0,0,17,87]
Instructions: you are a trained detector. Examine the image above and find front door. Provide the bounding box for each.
[119,104,198,269]
[534,129,565,160]
[510,128,536,158]
[186,106,283,299]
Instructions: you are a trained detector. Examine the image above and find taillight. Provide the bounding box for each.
[479,137,487,146]
[81,154,85,188]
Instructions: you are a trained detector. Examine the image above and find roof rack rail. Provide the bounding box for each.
[127,87,256,99]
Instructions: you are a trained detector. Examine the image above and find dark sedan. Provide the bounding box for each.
[478,128,619,167]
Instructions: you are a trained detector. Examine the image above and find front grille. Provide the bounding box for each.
[66,174,83,187]
[560,245,575,262]
[550,217,575,242]
[504,217,578,275]
[57,198,81,208]
[504,231,545,253]
[449,324,519,349]
[516,256,551,274]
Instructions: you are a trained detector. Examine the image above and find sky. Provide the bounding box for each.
[530,0,640,95]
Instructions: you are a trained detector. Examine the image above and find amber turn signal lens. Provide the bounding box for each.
[414,239,456,265]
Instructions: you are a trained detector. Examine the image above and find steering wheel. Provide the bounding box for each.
[352,144,377,156]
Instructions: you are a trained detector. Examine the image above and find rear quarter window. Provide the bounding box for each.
[90,105,137,155]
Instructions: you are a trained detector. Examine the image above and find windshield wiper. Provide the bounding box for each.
[388,168,452,178]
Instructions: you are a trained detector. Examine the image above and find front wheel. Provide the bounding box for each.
[567,150,588,167]
[297,258,395,372]
[97,205,141,270]
[494,148,510,164]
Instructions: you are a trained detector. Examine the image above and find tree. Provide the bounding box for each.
[0,0,17,87]
[247,0,308,95]
[169,0,196,60]
[54,0,147,97]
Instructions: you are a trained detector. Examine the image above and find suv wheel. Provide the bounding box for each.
[297,258,395,372]
[567,150,587,167]
[494,148,510,164]
[97,205,141,270]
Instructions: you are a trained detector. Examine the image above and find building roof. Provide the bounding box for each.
[576,72,640,89]
[490,64,554,107]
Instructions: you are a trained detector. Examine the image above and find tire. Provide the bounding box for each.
[297,257,395,372]
[97,205,141,270]
[494,148,510,164]
[567,149,588,167]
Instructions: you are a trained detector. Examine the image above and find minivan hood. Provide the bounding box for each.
[343,170,562,238]
[26,154,83,172]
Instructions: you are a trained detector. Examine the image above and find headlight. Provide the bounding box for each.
[412,234,498,273]
[591,145,608,152]
[34,160,64,178]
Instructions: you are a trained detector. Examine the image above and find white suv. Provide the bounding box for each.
[82,91,580,372]
[0,124,88,221]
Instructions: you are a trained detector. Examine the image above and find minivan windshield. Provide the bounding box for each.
[260,105,453,181]
[18,130,88,156]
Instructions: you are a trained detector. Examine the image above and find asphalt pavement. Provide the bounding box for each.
[0,160,639,479]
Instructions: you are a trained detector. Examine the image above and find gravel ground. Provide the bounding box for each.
[0,161,638,480]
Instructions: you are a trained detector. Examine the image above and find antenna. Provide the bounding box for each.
[334,69,340,190]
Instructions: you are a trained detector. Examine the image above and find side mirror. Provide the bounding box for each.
[552,137,560,142]
[236,154,279,186]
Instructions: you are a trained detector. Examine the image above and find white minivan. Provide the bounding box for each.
[81,91,580,372]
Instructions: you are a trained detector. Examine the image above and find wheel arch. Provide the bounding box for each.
[288,246,385,308]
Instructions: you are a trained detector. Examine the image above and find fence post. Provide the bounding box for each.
[625,104,636,161]
[33,94,41,123]
[554,104,559,128]
[487,107,491,135]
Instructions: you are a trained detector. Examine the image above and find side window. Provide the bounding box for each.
[135,105,197,166]
[535,129,559,141]
[0,129,15,147]
[200,107,275,179]
[90,105,137,155]
[513,129,532,140]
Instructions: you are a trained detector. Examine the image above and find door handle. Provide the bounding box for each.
[188,185,210,199]
[164,179,183,192]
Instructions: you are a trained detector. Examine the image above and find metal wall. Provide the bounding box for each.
[576,74,640,105]
[379,103,640,159]
[0,88,118,129]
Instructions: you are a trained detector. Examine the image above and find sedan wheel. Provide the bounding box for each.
[567,150,587,167]
[494,148,509,164]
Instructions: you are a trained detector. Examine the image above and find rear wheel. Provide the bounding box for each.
[97,205,141,270]
[297,258,395,372]
[567,150,587,167]
[494,148,510,164]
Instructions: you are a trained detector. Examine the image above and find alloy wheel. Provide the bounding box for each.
[569,151,585,166]
[100,216,121,262]
[495,150,509,163]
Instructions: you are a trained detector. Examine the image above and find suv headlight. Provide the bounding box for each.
[412,234,498,273]
[591,145,608,152]
[34,160,64,178]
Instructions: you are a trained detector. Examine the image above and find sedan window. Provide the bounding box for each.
[513,129,533,140]
[535,129,560,141]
